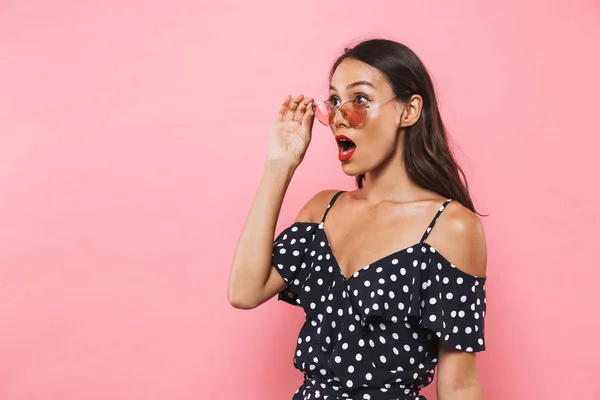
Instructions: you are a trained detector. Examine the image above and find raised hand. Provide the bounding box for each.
[267,94,315,169]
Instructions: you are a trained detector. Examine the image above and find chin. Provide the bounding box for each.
[340,163,366,177]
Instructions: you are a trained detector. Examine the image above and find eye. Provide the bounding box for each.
[328,96,341,107]
[353,94,370,105]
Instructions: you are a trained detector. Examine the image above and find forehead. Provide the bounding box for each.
[330,58,390,92]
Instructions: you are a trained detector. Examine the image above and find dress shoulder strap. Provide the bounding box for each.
[321,191,345,223]
[420,199,453,243]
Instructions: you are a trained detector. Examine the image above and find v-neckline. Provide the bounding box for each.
[319,223,425,282]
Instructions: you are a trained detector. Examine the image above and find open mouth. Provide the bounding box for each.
[335,135,356,161]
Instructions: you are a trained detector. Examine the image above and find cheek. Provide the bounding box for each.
[361,118,399,155]
[357,129,397,165]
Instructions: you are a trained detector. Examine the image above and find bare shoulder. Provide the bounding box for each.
[294,189,342,224]
[427,200,487,278]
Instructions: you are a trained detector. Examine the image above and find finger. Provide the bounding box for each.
[284,94,304,121]
[274,95,292,122]
[302,99,315,129]
[293,97,311,122]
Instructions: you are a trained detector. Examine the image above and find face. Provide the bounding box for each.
[327,58,404,177]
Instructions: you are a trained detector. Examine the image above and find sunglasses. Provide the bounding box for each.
[312,93,406,128]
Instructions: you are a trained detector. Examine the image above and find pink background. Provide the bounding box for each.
[1,1,599,399]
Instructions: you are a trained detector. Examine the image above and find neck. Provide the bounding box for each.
[359,147,432,204]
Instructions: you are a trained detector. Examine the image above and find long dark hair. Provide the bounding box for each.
[331,39,480,215]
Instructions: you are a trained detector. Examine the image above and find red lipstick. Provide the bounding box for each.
[335,135,356,162]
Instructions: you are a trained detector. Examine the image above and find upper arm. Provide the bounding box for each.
[436,347,481,396]
[257,190,341,307]
[430,202,486,394]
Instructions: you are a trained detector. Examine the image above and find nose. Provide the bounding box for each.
[331,106,349,128]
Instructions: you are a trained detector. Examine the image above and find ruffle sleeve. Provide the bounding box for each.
[271,222,318,306]
[416,248,487,352]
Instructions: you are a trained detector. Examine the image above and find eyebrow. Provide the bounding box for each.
[329,80,376,91]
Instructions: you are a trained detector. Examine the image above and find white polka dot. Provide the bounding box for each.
[429,315,436,322]
[356,354,362,361]
[348,365,354,373]
[364,280,371,287]
[335,356,341,363]
[365,373,372,380]
[380,355,387,363]
[346,380,353,387]
[457,277,464,284]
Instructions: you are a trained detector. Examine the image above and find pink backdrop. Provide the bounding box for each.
[1,1,599,399]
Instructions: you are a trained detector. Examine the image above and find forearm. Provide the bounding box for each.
[227,161,295,307]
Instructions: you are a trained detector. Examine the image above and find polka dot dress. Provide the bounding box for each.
[272,191,487,400]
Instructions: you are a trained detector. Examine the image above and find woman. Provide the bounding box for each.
[228,38,488,400]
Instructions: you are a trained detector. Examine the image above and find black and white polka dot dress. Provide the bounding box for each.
[272,191,487,400]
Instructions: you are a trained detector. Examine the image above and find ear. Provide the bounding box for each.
[400,94,423,128]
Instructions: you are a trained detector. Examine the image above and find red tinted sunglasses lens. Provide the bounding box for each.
[341,102,367,126]
[313,102,333,126]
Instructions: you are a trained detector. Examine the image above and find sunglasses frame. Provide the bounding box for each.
[312,92,409,128]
